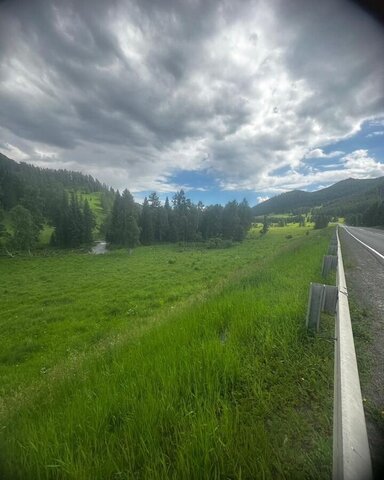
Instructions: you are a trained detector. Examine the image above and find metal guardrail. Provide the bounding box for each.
[332,226,372,480]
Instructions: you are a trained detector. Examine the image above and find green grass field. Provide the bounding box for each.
[0,226,334,479]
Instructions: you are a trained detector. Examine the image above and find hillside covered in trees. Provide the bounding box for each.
[0,154,253,253]
[0,153,114,252]
[253,177,384,227]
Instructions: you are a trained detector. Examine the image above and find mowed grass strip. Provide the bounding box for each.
[0,227,334,479]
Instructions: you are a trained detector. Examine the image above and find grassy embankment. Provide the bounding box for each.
[0,225,334,479]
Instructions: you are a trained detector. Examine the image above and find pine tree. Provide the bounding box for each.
[51,192,70,247]
[313,214,329,229]
[50,193,95,247]
[238,198,253,232]
[148,192,161,241]
[171,190,199,242]
[9,205,41,253]
[106,189,140,249]
[172,190,187,242]
[158,205,169,242]
[106,191,122,245]
[82,199,95,244]
[200,204,223,239]
[162,197,172,242]
[68,192,84,247]
[140,197,154,245]
[222,201,243,240]
[261,215,269,234]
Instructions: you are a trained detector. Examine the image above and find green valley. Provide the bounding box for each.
[1,225,334,479]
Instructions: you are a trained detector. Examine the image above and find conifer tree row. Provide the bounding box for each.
[106,189,253,248]
[106,190,140,248]
[50,193,96,248]
[345,201,384,226]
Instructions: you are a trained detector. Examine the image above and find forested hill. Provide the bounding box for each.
[0,153,116,251]
[0,153,110,211]
[253,177,384,217]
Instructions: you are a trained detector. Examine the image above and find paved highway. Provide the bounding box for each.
[341,226,384,259]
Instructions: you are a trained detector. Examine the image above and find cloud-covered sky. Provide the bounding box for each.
[1,0,383,204]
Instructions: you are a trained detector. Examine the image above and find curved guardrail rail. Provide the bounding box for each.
[333,226,372,480]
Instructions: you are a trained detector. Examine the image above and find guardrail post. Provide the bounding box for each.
[306,283,324,331]
[323,285,338,314]
[322,255,338,277]
[306,283,338,331]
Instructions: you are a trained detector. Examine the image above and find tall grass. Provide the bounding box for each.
[0,227,307,397]
[0,226,334,479]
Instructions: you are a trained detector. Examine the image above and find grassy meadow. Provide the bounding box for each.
[0,225,334,479]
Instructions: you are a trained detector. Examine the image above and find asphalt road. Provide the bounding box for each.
[342,226,384,259]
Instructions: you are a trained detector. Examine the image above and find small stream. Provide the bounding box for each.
[91,241,108,254]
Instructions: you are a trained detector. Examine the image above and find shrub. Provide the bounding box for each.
[206,237,233,249]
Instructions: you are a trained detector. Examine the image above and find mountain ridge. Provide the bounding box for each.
[253,177,384,216]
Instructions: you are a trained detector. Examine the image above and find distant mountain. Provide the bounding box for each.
[252,177,384,216]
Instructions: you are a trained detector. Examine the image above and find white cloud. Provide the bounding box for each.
[257,196,270,204]
[305,148,344,159]
[367,131,384,138]
[341,149,384,177]
[250,150,384,194]
[0,142,29,161]
[34,148,59,159]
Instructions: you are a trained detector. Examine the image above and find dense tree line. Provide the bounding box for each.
[50,193,96,248]
[345,201,384,227]
[0,153,108,212]
[0,153,110,252]
[106,190,140,248]
[105,189,253,248]
[312,214,330,229]
[1,150,253,252]
[0,205,41,255]
[254,214,306,227]
[0,154,113,223]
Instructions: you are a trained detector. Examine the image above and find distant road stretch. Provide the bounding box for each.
[341,226,384,260]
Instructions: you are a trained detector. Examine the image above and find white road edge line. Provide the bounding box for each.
[342,225,384,261]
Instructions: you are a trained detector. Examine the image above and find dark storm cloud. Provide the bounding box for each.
[0,0,383,192]
[0,0,242,150]
[274,0,384,119]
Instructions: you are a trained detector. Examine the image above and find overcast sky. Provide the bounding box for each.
[1,0,384,204]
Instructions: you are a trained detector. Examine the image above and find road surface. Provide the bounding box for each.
[339,225,384,479]
[342,226,384,260]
